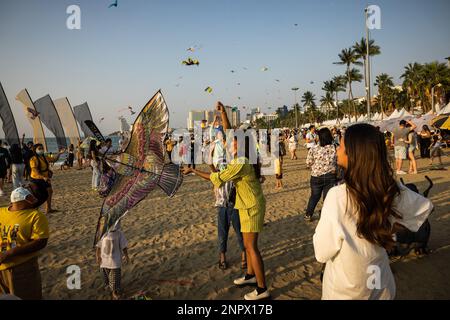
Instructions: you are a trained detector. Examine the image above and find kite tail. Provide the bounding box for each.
[158,163,183,198]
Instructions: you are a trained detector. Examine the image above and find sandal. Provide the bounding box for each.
[219,260,227,270]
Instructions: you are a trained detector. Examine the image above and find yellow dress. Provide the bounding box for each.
[210,157,266,233]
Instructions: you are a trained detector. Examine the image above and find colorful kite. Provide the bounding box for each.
[182,58,200,66]
[204,87,213,94]
[93,90,183,246]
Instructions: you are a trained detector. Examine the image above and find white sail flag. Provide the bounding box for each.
[34,95,67,150]
[73,102,94,138]
[16,88,47,151]
[54,97,81,148]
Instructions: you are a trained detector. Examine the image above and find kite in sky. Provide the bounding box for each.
[182,58,200,66]
[204,87,213,94]
[99,117,105,123]
[93,90,183,246]
[275,79,280,82]
[261,67,269,72]
[187,45,202,52]
[108,0,118,8]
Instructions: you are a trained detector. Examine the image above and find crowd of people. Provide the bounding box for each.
[0,104,445,300]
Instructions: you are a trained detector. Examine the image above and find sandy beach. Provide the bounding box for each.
[0,147,449,300]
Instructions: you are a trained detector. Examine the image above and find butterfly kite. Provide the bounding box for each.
[92,90,183,246]
[27,107,40,120]
[182,58,200,66]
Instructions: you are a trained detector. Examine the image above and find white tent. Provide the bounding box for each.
[397,108,412,118]
[373,112,380,121]
[341,117,350,124]
[357,114,367,122]
[387,109,400,120]
[350,116,357,123]
[438,102,450,115]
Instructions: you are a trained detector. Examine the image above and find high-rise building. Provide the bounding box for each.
[187,110,206,130]
[231,109,241,127]
[204,110,215,124]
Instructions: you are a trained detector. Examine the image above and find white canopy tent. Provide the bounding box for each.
[387,109,400,120]
[438,102,450,115]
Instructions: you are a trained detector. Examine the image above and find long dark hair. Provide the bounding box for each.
[343,124,401,250]
[422,125,431,133]
[318,128,333,147]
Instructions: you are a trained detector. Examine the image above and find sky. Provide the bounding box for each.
[0,0,449,136]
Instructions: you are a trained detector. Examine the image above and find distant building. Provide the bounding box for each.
[277,105,289,117]
[231,109,241,127]
[187,110,206,130]
[255,112,278,122]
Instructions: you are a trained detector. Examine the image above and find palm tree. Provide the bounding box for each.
[334,48,363,121]
[301,91,316,123]
[401,62,424,112]
[374,73,394,118]
[320,92,334,120]
[331,76,346,122]
[342,68,363,117]
[401,62,450,113]
[353,38,381,105]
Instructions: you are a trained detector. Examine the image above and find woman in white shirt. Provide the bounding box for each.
[313,123,433,300]
[288,132,298,160]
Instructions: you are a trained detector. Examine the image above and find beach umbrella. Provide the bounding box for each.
[431,115,450,129]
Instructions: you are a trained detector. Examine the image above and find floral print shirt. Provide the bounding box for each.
[306,145,337,177]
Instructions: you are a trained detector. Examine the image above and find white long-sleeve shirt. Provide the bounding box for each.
[313,183,433,300]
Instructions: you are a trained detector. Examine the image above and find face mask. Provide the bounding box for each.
[36,150,44,156]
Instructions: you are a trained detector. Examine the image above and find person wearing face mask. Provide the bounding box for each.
[29,144,64,214]
[0,187,49,300]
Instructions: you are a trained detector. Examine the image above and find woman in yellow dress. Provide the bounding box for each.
[182,116,269,301]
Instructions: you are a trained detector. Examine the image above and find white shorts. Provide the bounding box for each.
[394,146,407,160]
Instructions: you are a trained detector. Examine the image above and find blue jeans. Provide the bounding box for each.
[306,173,337,216]
[218,207,245,253]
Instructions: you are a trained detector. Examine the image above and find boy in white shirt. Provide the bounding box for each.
[305,125,318,150]
[96,222,129,300]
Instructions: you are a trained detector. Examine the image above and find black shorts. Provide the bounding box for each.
[30,179,51,189]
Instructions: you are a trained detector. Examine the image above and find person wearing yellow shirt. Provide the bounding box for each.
[182,104,269,301]
[29,144,64,214]
[0,187,49,300]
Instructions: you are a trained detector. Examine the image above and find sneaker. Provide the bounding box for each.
[396,170,407,175]
[233,275,257,286]
[244,289,271,301]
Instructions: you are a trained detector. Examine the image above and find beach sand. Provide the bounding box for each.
[1,148,449,300]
